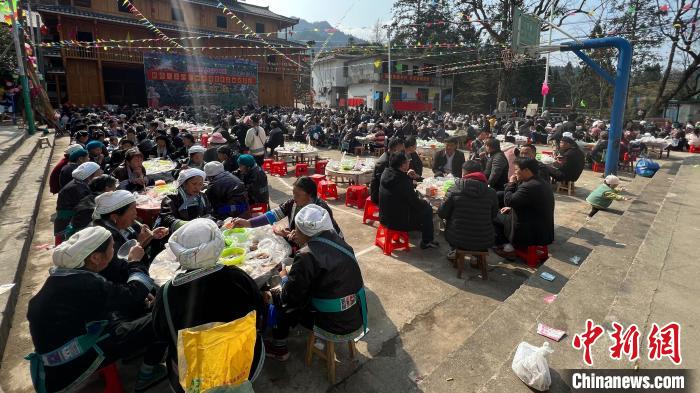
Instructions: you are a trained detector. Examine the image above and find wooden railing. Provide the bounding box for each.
[61,47,143,64]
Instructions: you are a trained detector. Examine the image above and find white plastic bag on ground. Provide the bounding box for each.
[511,341,554,391]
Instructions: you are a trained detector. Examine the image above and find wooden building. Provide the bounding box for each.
[35,0,304,107]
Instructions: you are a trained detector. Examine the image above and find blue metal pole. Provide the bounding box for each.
[561,38,633,175]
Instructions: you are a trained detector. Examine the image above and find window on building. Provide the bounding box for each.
[418,88,429,103]
[76,31,94,42]
[391,87,402,101]
[413,65,419,75]
[256,23,265,33]
[267,55,276,63]
[343,65,348,78]
[117,0,130,12]
[73,0,91,7]
[172,7,184,22]
[216,16,227,29]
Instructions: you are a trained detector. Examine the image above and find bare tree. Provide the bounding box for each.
[646,0,700,117]
[371,18,385,45]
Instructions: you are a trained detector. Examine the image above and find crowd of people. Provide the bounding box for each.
[27,102,689,392]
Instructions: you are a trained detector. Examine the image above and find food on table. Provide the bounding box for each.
[219,247,246,266]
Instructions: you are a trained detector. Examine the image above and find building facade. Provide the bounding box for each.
[312,54,453,112]
[36,0,304,107]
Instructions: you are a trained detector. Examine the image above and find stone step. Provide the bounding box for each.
[0,133,55,358]
[418,161,680,392]
[0,126,28,169]
[0,134,41,208]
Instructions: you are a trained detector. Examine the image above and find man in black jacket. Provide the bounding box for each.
[380,153,439,249]
[519,144,550,184]
[265,120,285,155]
[204,161,249,220]
[548,136,585,183]
[497,157,555,250]
[370,137,404,204]
[432,137,466,178]
[438,160,498,259]
[483,138,509,191]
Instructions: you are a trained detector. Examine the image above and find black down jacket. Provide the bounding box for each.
[438,177,499,251]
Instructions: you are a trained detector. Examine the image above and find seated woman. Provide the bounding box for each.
[204,161,249,220]
[235,154,270,206]
[27,227,167,393]
[266,204,367,361]
[66,174,118,240]
[93,190,169,283]
[111,147,152,192]
[153,134,174,159]
[59,148,89,190]
[151,219,265,391]
[173,144,206,179]
[159,168,212,232]
[231,176,341,238]
[55,162,103,244]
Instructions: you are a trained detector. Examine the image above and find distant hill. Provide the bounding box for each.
[283,19,367,51]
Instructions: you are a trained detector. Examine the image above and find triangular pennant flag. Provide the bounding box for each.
[385,93,390,103]
[374,59,381,68]
[579,99,587,107]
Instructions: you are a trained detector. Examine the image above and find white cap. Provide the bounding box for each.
[294,204,335,237]
[605,175,620,186]
[168,218,225,270]
[188,145,206,155]
[204,161,225,178]
[177,168,206,185]
[72,161,101,181]
[93,190,136,219]
[53,226,111,269]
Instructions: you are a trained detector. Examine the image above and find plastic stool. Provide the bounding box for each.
[310,174,326,187]
[515,245,549,268]
[690,145,700,153]
[318,180,339,200]
[362,197,379,224]
[99,363,124,393]
[295,163,309,177]
[262,159,274,173]
[592,162,605,173]
[270,161,288,176]
[375,224,410,255]
[315,160,328,175]
[345,185,369,209]
[250,203,269,215]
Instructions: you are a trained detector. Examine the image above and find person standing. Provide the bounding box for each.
[245,115,267,166]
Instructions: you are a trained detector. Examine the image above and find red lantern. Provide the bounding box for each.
[541,81,550,96]
[40,24,49,36]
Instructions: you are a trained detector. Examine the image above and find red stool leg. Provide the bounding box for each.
[99,363,124,393]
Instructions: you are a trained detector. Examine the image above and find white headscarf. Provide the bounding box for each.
[188,145,206,155]
[168,218,225,270]
[93,190,136,219]
[53,226,111,269]
[177,168,206,186]
[72,161,101,181]
[204,161,224,178]
[294,204,334,237]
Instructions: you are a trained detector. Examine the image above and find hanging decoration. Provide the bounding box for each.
[541,82,549,96]
[120,0,183,49]
[659,4,669,12]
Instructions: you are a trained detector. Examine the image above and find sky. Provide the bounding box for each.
[244,0,395,41]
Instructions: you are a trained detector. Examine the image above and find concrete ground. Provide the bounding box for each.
[0,138,671,393]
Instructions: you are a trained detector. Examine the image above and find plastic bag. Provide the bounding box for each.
[635,157,660,178]
[511,341,554,391]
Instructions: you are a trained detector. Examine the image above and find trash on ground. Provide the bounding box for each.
[512,341,553,391]
[569,256,581,265]
[543,294,557,304]
[537,323,566,342]
[539,272,556,281]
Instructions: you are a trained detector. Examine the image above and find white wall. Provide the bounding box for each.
[312,59,347,106]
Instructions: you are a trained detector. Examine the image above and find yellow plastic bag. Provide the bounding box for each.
[176,311,257,393]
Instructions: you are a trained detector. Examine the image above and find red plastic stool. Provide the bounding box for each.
[690,145,700,153]
[345,185,369,209]
[310,174,326,187]
[250,203,269,215]
[270,161,288,176]
[99,363,124,393]
[362,197,379,224]
[318,180,339,200]
[375,224,410,255]
[592,162,605,173]
[262,158,274,173]
[515,245,549,268]
[295,163,309,177]
[315,160,328,175]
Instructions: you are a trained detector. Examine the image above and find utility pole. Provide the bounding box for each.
[387,27,392,114]
[542,4,554,111]
[450,74,454,113]
[9,0,36,135]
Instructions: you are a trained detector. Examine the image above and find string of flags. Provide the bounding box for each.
[217,2,302,67]
[120,0,183,49]
[38,32,313,48]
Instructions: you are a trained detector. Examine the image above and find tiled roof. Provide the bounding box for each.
[35,5,306,48]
